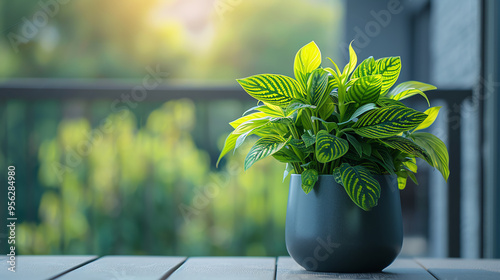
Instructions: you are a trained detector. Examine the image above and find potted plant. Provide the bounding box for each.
[217,41,449,272]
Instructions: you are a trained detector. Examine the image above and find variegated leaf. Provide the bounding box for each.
[230,112,268,129]
[346,75,382,105]
[315,130,349,163]
[351,56,376,79]
[342,42,357,79]
[301,169,319,194]
[375,57,401,95]
[333,163,381,211]
[379,136,431,162]
[307,68,329,105]
[244,135,287,170]
[237,74,302,107]
[353,106,427,138]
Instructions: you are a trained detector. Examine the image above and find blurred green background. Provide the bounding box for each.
[0,0,343,256]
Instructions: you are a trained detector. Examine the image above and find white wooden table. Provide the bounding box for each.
[1,256,500,279]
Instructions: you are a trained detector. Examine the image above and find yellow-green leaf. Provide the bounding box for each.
[217,132,239,167]
[388,81,436,106]
[342,42,358,79]
[315,130,349,163]
[294,41,322,91]
[333,163,381,211]
[411,132,450,181]
[307,68,329,105]
[353,106,427,138]
[230,112,268,129]
[413,106,442,131]
[237,74,302,107]
[375,57,401,95]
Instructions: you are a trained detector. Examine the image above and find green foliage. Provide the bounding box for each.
[218,41,450,211]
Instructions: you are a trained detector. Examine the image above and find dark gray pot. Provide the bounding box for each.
[285,174,403,272]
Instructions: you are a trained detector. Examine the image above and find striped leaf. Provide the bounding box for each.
[339,103,377,125]
[315,130,349,163]
[411,132,450,181]
[376,96,406,107]
[387,81,436,106]
[351,56,376,79]
[237,74,302,107]
[233,117,270,134]
[243,104,285,118]
[352,106,427,138]
[244,135,287,170]
[413,106,441,131]
[379,136,431,162]
[375,57,401,95]
[346,75,382,105]
[301,169,319,194]
[272,147,301,163]
[294,41,322,91]
[333,163,381,211]
[307,68,329,105]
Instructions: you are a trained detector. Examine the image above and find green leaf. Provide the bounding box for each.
[217,131,239,167]
[289,139,314,154]
[411,132,450,181]
[346,75,382,105]
[326,75,338,95]
[311,116,338,132]
[230,112,268,129]
[318,97,336,120]
[352,106,427,138]
[387,81,437,106]
[237,74,302,107]
[294,41,322,91]
[301,133,316,147]
[361,142,372,156]
[315,130,349,163]
[283,163,294,182]
[413,106,442,131]
[376,96,406,107]
[333,163,381,211]
[345,134,363,157]
[339,103,377,125]
[301,169,319,194]
[307,68,329,105]
[272,147,302,163]
[375,57,401,95]
[244,135,287,170]
[284,100,316,116]
[379,136,431,163]
[351,56,376,79]
[342,42,357,79]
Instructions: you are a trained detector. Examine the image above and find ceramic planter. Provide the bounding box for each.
[285,174,403,272]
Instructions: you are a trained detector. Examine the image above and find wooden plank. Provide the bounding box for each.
[0,255,97,280]
[277,257,435,280]
[56,256,186,280]
[166,257,276,280]
[417,258,500,280]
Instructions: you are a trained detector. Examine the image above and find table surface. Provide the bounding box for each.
[1,256,500,280]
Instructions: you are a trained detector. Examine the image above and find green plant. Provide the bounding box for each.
[217,41,449,211]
